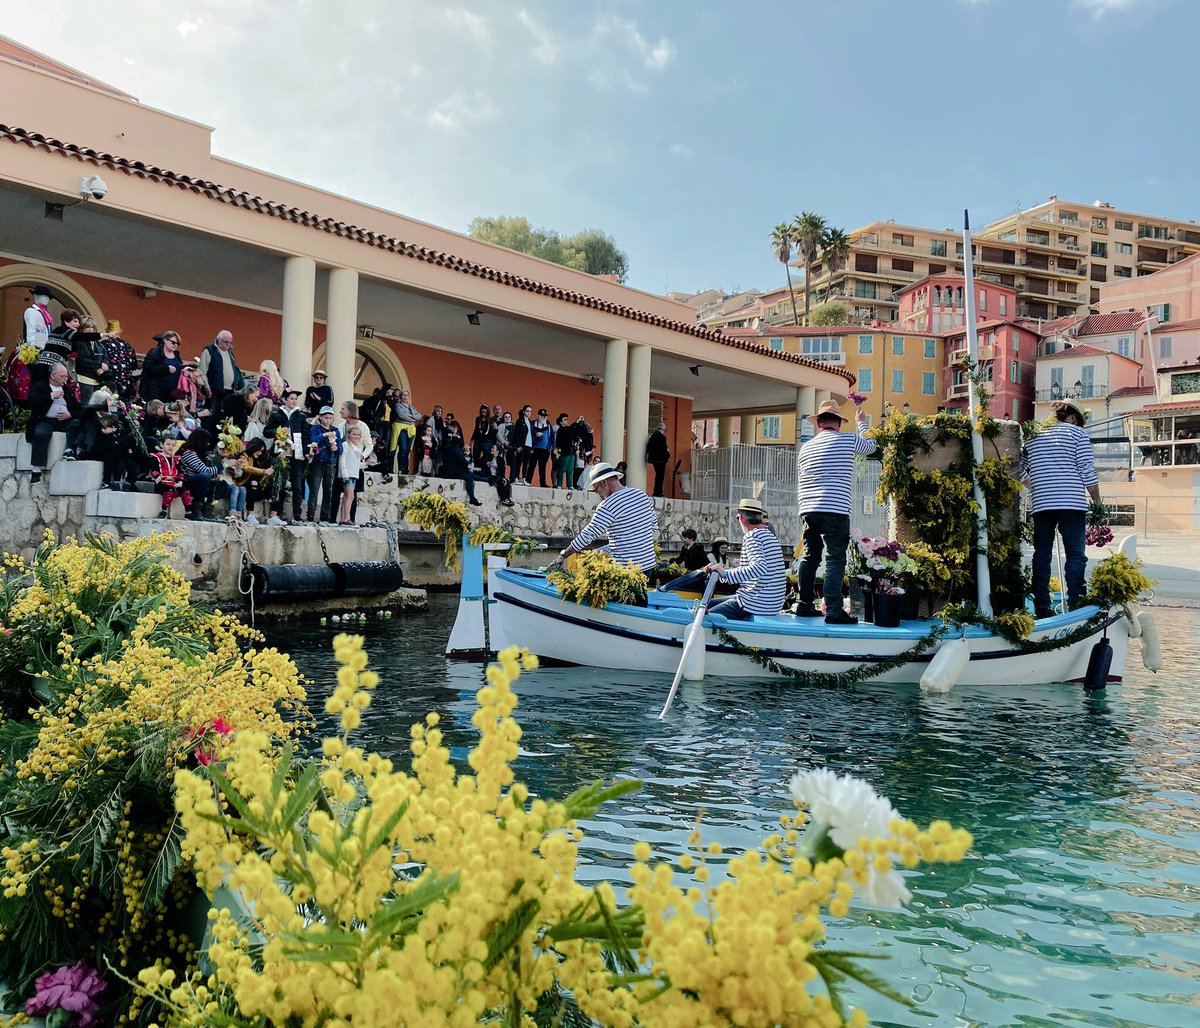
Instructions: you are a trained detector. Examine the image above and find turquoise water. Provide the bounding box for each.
[269,597,1200,1027]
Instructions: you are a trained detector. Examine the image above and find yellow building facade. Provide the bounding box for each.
[722,327,944,444]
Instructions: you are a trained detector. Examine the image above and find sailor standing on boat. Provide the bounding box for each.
[795,398,877,624]
[1020,399,1102,619]
[558,461,658,573]
[704,498,786,621]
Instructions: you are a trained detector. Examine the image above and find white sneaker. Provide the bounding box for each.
[245,513,259,525]
[267,515,286,527]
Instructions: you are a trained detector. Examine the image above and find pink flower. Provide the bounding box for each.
[210,717,234,735]
[25,961,108,1028]
[847,391,868,407]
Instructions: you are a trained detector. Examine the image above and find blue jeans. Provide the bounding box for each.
[1032,509,1087,611]
[797,511,850,608]
[709,597,751,621]
[228,483,246,513]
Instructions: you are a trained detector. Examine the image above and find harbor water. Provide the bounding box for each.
[269,596,1200,1027]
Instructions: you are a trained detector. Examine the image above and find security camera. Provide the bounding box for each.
[81,174,108,200]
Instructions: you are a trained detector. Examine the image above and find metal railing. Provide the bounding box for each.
[690,446,888,543]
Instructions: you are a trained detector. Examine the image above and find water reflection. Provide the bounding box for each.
[267,598,1200,1027]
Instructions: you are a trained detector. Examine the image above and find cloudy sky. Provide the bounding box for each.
[0,0,1191,297]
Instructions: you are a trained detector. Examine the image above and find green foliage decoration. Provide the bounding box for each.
[547,550,648,608]
[404,492,472,570]
[1087,553,1155,608]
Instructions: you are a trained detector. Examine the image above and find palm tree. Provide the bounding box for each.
[791,211,827,321]
[770,223,800,325]
[821,227,851,307]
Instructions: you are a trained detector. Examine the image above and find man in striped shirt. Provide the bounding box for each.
[1020,400,1102,618]
[560,461,658,573]
[795,398,877,624]
[706,497,786,620]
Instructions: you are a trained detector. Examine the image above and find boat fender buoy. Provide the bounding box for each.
[1122,604,1142,639]
[1083,638,1113,692]
[1138,612,1163,672]
[920,637,970,694]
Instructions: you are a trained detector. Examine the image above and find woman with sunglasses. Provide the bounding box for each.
[140,331,186,403]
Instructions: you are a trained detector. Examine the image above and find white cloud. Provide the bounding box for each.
[424,88,496,131]
[594,15,673,71]
[176,20,201,36]
[442,8,490,44]
[669,143,695,158]
[588,15,675,91]
[1071,0,1148,14]
[517,8,559,65]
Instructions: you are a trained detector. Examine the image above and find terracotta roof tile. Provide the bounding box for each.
[1108,385,1157,399]
[1077,312,1145,335]
[1125,400,1200,415]
[0,123,853,384]
[1044,343,1139,363]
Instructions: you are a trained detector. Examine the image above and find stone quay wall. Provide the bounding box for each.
[0,434,776,596]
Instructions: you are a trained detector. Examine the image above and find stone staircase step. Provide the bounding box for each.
[16,434,67,471]
[85,490,165,519]
[48,460,104,495]
[0,434,19,459]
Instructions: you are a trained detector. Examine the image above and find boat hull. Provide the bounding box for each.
[487,568,1131,686]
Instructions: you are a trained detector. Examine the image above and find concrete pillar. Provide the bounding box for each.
[280,256,316,391]
[601,338,628,465]
[815,389,831,412]
[325,267,359,409]
[740,414,756,446]
[796,385,816,447]
[624,344,652,490]
[718,417,734,449]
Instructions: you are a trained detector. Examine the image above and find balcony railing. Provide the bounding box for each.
[800,352,847,366]
[947,382,970,399]
[1035,385,1109,402]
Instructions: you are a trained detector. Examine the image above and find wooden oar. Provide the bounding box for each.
[658,571,721,719]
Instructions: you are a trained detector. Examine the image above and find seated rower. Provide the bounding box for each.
[705,498,786,621]
[558,461,658,574]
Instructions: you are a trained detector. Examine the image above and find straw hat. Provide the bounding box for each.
[312,369,327,378]
[105,319,122,334]
[1055,399,1089,424]
[807,399,847,425]
[581,461,623,490]
[737,497,766,516]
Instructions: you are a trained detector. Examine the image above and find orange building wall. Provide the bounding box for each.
[1,259,693,492]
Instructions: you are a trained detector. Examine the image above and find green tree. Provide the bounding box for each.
[468,217,629,282]
[821,227,851,297]
[770,223,800,326]
[806,301,851,326]
[790,211,827,321]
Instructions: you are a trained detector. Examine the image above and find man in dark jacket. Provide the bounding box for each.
[646,422,671,498]
[571,415,594,488]
[198,330,240,413]
[26,363,85,481]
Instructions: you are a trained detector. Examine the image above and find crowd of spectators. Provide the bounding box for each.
[6,288,645,527]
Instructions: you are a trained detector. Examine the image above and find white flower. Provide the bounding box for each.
[789,768,912,909]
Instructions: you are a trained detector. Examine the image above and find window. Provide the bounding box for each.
[1010,360,1020,383]
[923,371,936,395]
[891,369,904,393]
[1138,224,1169,240]
[1012,330,1021,353]
[1059,234,1079,248]
[930,240,947,257]
[1081,364,1095,395]
[999,294,1008,316]
[1115,219,1133,231]
[979,288,988,311]
[1091,241,1108,258]
[1051,367,1064,395]
[854,283,878,299]
[768,337,784,351]
[1160,336,1173,358]
[760,415,781,440]
[1028,230,1050,245]
[1114,266,1133,278]
[801,337,841,356]
[1092,216,1108,231]
[858,334,874,354]
[892,257,914,272]
[1059,211,1079,226]
[924,338,936,359]
[858,368,873,392]
[1115,242,1133,255]
[1150,303,1171,323]
[892,336,905,356]
[1117,336,1131,357]
[892,233,914,247]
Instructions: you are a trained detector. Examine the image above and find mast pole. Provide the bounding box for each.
[961,210,994,616]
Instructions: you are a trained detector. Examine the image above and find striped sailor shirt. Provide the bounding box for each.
[796,428,877,516]
[570,486,658,571]
[720,526,786,615]
[1019,421,1098,514]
